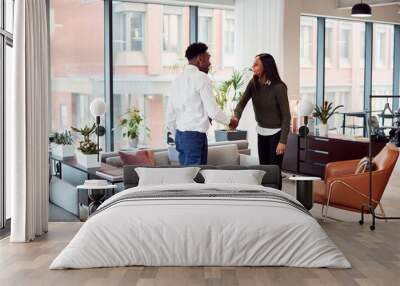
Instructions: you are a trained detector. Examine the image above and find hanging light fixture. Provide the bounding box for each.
[351,1,372,18]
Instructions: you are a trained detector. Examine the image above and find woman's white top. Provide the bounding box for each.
[256,126,281,136]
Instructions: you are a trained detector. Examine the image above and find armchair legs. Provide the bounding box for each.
[320,179,387,222]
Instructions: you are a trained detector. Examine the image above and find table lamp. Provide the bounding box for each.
[90,98,106,162]
[297,100,314,137]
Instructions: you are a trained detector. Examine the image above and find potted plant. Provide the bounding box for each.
[71,124,101,168]
[214,69,251,142]
[313,101,343,137]
[118,106,150,148]
[51,130,74,158]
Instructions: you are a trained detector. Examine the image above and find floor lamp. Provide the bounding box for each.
[90,98,106,162]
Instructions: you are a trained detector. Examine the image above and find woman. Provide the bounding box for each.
[232,53,291,169]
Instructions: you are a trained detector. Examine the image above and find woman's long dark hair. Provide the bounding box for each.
[254,53,287,89]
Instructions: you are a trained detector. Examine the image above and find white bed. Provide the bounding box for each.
[50,183,351,269]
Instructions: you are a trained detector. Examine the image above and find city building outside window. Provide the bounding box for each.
[50,1,236,150]
[222,10,235,67]
[224,17,234,54]
[129,12,145,51]
[372,24,394,125]
[360,27,365,68]
[375,29,386,68]
[300,20,313,67]
[339,23,352,67]
[114,11,145,52]
[325,23,334,67]
[299,16,317,104]
[163,12,182,53]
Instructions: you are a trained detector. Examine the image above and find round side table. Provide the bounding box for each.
[77,184,117,220]
[288,176,321,210]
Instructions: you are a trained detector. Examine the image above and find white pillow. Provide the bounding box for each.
[136,167,201,186]
[200,169,266,185]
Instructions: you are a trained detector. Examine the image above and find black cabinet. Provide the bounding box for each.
[283,133,387,178]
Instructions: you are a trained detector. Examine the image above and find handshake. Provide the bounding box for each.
[228,116,239,131]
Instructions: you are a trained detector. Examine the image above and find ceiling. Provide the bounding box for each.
[337,0,400,9]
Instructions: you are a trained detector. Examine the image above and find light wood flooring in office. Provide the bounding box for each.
[1,160,399,286]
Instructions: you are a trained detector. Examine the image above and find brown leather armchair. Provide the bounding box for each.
[314,144,399,217]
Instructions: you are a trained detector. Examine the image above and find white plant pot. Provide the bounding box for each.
[75,150,101,168]
[52,144,75,158]
[128,137,139,148]
[318,124,328,137]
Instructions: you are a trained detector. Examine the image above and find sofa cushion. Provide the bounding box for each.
[105,157,123,168]
[119,150,156,166]
[207,144,239,166]
[209,140,248,151]
[154,151,170,166]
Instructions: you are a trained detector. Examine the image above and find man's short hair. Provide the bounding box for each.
[185,42,208,60]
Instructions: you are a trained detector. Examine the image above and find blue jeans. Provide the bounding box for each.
[175,130,208,166]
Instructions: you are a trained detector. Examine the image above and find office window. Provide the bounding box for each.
[360,27,365,67]
[130,12,145,51]
[300,22,313,67]
[299,16,317,104]
[5,0,14,33]
[224,17,234,54]
[163,12,182,53]
[113,2,189,149]
[339,24,352,66]
[198,8,235,73]
[376,30,386,67]
[60,105,69,131]
[4,44,12,221]
[325,20,365,134]
[372,24,394,124]
[114,10,145,52]
[325,24,333,66]
[113,12,127,52]
[199,15,213,45]
[49,0,105,147]
[2,0,14,227]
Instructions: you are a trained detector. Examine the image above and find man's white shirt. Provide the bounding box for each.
[167,65,230,135]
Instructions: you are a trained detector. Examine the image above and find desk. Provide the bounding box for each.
[340,112,367,137]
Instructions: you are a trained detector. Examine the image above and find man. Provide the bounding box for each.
[167,43,235,166]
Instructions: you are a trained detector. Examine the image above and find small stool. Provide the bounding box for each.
[288,176,321,210]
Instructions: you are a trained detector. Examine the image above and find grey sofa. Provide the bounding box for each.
[101,140,251,168]
[123,165,282,190]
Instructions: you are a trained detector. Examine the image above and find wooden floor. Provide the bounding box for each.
[1,221,400,286]
[1,160,399,286]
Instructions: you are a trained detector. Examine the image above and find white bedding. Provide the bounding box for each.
[50,183,351,269]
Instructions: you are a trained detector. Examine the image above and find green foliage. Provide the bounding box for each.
[313,101,344,124]
[53,130,73,145]
[71,124,101,155]
[118,106,150,140]
[215,69,251,114]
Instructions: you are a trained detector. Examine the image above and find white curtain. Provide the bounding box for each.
[234,0,285,154]
[9,0,49,242]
